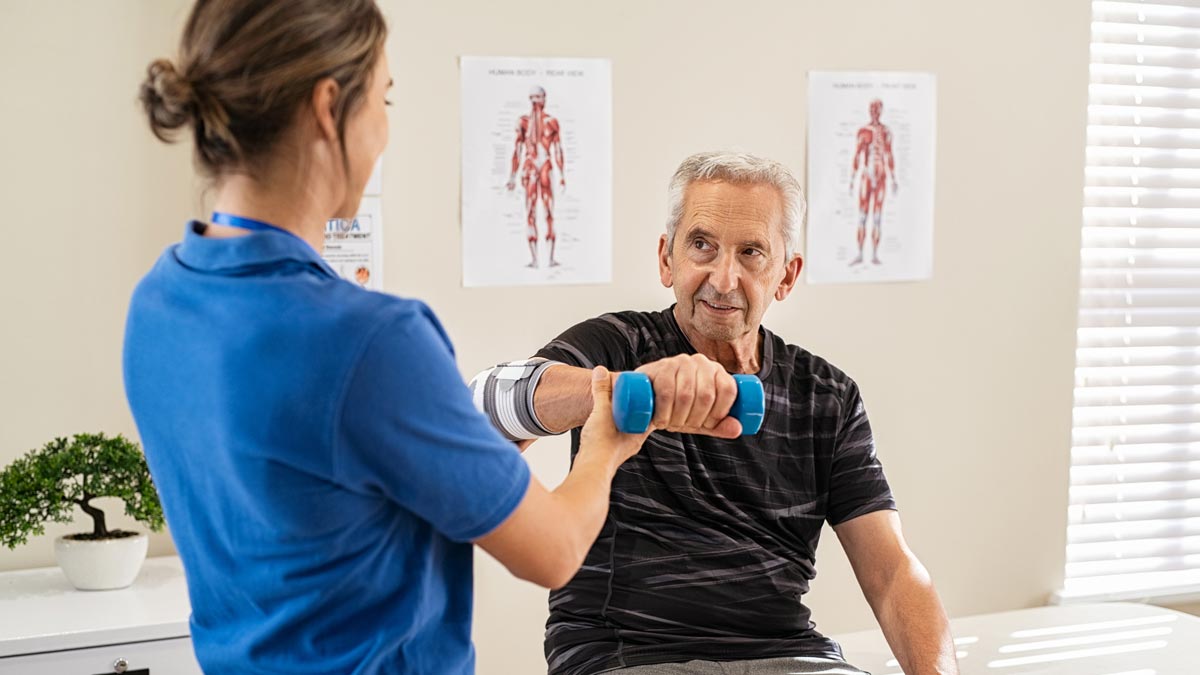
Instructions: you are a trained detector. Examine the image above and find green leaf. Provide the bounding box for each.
[0,433,165,549]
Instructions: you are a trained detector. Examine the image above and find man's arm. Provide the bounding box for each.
[834,510,958,675]
[476,355,744,452]
[529,363,594,434]
[533,356,742,439]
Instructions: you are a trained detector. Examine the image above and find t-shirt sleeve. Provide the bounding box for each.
[335,304,531,542]
[826,381,897,526]
[534,314,638,372]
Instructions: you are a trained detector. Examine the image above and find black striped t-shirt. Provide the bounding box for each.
[535,307,896,675]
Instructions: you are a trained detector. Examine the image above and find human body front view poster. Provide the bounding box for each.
[461,56,612,287]
[806,71,936,284]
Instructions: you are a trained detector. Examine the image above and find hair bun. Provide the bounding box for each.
[140,58,194,140]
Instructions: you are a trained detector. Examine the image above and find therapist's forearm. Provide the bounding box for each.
[544,440,623,572]
[477,365,649,589]
[479,408,630,589]
[871,561,958,675]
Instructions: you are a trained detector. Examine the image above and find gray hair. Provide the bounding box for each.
[665,151,806,261]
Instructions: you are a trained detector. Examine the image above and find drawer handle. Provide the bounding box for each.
[112,657,129,673]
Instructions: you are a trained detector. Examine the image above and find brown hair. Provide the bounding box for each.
[139,0,387,178]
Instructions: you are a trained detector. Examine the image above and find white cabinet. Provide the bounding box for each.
[0,557,201,674]
[0,637,198,674]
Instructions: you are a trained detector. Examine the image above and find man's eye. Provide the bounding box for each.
[693,240,711,250]
[743,248,763,257]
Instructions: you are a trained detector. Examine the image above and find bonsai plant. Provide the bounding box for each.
[0,433,165,590]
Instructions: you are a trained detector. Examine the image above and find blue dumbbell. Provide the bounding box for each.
[611,371,764,435]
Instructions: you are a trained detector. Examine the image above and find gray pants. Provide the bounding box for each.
[607,656,871,675]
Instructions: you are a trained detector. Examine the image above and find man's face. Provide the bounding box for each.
[869,99,883,122]
[530,92,546,107]
[659,180,801,344]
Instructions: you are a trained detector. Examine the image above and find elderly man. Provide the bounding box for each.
[472,152,957,675]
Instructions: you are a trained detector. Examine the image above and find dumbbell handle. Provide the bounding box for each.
[611,372,764,435]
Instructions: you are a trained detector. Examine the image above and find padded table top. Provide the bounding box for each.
[833,601,1199,674]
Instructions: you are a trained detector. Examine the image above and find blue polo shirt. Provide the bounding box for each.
[123,222,530,674]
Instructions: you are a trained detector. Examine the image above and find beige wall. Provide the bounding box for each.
[0,0,194,568]
[1,1,1094,674]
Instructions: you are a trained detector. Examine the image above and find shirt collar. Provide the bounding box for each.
[664,303,775,380]
[174,220,338,278]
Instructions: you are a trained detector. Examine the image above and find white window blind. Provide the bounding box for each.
[1062,0,1200,602]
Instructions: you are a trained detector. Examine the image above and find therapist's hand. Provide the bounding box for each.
[580,366,650,469]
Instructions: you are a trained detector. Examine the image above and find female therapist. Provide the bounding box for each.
[124,1,648,673]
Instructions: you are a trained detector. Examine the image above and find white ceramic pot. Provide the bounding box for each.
[54,532,148,591]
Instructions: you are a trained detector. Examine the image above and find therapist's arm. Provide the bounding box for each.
[476,367,648,589]
[834,510,959,675]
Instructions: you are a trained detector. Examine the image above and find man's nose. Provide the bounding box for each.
[708,252,740,295]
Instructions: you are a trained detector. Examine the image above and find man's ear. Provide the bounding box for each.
[775,255,803,301]
[310,77,341,144]
[658,234,673,288]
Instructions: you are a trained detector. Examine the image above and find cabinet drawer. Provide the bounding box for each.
[0,636,202,674]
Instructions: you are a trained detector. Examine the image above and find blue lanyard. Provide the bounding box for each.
[209,210,337,278]
[211,211,296,239]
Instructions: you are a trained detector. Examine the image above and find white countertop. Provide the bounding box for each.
[4,557,1197,672]
[0,556,191,658]
[833,601,1200,674]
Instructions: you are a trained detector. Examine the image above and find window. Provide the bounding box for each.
[1061,0,1200,602]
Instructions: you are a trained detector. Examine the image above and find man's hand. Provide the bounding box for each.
[528,359,743,440]
[506,177,516,191]
[634,354,742,439]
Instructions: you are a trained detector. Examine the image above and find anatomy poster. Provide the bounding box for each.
[806,72,936,284]
[323,161,383,290]
[460,56,612,287]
